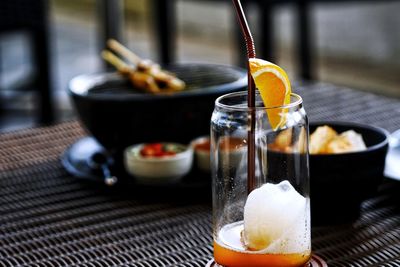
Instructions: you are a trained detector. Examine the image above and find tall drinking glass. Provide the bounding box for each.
[211,91,310,267]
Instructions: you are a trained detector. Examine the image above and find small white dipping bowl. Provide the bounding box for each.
[124,143,193,184]
[191,136,211,172]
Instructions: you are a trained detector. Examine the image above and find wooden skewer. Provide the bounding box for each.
[107,39,142,65]
[101,50,131,74]
[102,50,161,93]
[129,72,160,94]
[104,39,186,92]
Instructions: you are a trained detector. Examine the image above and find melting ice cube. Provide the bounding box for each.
[243,180,309,253]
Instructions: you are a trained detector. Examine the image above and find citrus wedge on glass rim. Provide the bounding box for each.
[249,58,291,130]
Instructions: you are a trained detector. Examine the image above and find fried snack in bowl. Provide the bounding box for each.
[309,126,367,154]
[268,122,389,225]
[325,130,366,154]
[268,127,307,154]
[309,125,338,154]
[309,122,389,225]
[272,125,368,155]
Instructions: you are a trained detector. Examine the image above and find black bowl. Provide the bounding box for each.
[309,121,389,225]
[69,63,247,158]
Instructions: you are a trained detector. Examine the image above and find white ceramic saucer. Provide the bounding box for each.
[384,129,400,181]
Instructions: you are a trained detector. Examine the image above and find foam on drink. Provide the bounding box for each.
[214,180,310,267]
[243,180,309,253]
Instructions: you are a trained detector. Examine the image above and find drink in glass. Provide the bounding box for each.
[211,92,310,267]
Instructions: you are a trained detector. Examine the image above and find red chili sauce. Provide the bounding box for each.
[140,143,177,157]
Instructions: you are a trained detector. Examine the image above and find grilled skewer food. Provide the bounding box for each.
[102,39,186,94]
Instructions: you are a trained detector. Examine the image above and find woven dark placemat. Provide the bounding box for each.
[0,84,399,267]
[295,82,400,133]
[206,255,328,267]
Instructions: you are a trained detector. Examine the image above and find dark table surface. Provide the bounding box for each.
[0,82,399,267]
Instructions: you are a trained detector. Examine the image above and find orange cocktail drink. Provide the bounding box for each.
[210,60,311,266]
[214,221,311,267]
[212,1,310,264]
[213,180,311,267]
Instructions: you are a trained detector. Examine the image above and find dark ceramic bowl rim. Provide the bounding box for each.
[68,63,247,102]
[310,121,390,157]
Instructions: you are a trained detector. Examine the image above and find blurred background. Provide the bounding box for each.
[0,0,399,131]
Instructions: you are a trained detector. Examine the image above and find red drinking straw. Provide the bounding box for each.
[231,0,256,194]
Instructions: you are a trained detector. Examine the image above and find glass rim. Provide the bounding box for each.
[215,91,303,111]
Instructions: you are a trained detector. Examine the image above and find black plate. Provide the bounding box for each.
[61,137,211,190]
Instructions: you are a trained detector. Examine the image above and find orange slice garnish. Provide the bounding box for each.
[249,58,291,130]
